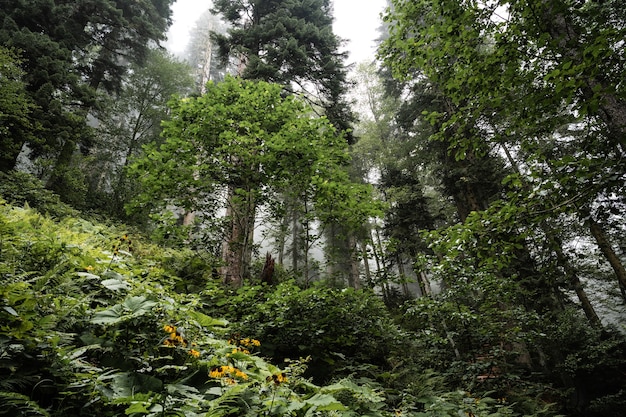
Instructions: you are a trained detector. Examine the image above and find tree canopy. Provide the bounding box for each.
[130,76,378,286]
[211,0,356,142]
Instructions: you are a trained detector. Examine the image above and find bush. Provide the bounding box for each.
[0,170,75,218]
[224,281,399,383]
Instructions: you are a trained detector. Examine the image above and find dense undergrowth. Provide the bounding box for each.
[1,173,625,416]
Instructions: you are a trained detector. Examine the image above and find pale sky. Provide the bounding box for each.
[164,0,387,65]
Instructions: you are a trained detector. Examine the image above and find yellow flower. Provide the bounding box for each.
[251,339,261,347]
[85,265,94,271]
[209,366,225,378]
[267,372,288,385]
[189,349,200,358]
[234,369,248,380]
[163,324,176,333]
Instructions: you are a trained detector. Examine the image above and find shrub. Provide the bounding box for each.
[226,281,399,383]
[0,171,75,218]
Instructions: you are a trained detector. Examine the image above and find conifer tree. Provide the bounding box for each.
[0,0,174,195]
[211,0,355,142]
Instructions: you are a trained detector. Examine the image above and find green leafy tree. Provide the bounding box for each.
[210,0,367,287]
[380,0,626,413]
[380,0,626,301]
[87,49,195,217]
[130,76,374,287]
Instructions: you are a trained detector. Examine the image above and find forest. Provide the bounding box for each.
[1,0,625,416]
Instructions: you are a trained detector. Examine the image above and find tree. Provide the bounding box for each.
[210,0,365,286]
[379,0,626,319]
[0,47,36,172]
[129,76,376,287]
[87,49,195,216]
[184,9,232,89]
[211,0,356,143]
[0,0,174,194]
[378,0,626,412]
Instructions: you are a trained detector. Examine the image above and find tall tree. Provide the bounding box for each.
[379,0,626,316]
[0,0,174,194]
[0,47,36,173]
[129,77,376,286]
[210,0,363,285]
[88,49,195,216]
[184,9,231,89]
[211,0,355,142]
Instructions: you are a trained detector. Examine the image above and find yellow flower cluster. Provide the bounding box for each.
[267,372,288,385]
[241,337,261,347]
[162,324,200,358]
[112,233,133,256]
[163,324,187,347]
[209,365,248,383]
[227,336,261,355]
[228,335,261,347]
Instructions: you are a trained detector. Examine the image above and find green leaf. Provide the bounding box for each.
[91,296,157,325]
[76,272,100,280]
[2,306,18,316]
[305,393,347,410]
[91,304,125,325]
[188,310,228,328]
[101,278,131,291]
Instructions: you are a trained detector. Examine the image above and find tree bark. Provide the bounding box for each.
[588,217,626,302]
[221,185,256,287]
[291,208,299,274]
[348,234,361,289]
[549,228,603,328]
[360,240,372,288]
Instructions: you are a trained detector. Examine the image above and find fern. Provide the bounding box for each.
[0,391,50,416]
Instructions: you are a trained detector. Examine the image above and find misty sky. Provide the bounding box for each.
[165,0,386,64]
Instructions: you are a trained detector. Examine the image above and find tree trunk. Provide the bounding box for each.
[420,271,432,296]
[291,208,299,274]
[277,211,289,265]
[347,234,361,289]
[588,217,626,302]
[221,185,256,287]
[303,201,310,286]
[550,228,603,328]
[46,138,77,195]
[396,254,410,296]
[373,227,390,300]
[360,240,372,288]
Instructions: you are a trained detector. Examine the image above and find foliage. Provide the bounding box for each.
[203,281,398,382]
[129,76,379,286]
[0,0,175,195]
[0,47,37,173]
[211,0,356,142]
[377,1,626,414]
[0,171,75,218]
[0,198,547,416]
[86,48,196,218]
[0,200,396,417]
